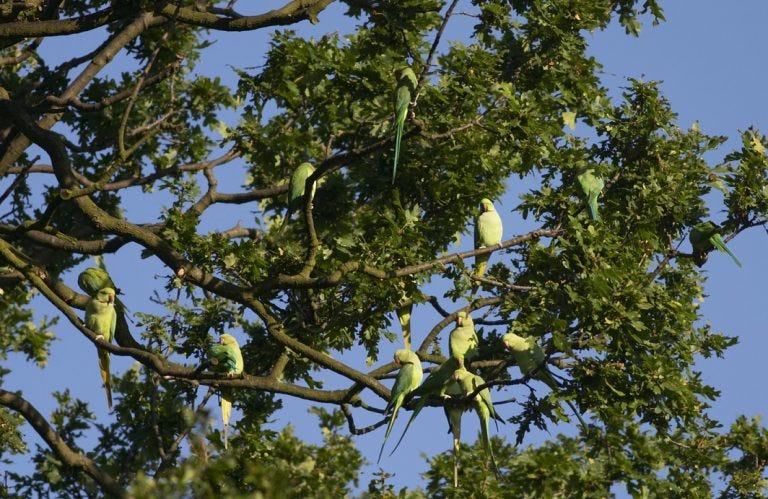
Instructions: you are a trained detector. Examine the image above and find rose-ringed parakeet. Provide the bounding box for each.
[577,169,604,221]
[201,333,244,449]
[449,311,478,369]
[440,376,467,488]
[78,266,127,313]
[473,198,503,294]
[689,221,742,268]
[502,332,586,430]
[453,368,503,478]
[389,357,459,456]
[85,287,116,410]
[377,349,423,462]
[391,67,418,184]
[279,162,316,232]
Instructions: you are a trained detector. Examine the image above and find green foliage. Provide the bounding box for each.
[1,0,767,497]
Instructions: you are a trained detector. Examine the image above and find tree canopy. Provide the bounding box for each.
[1,0,767,497]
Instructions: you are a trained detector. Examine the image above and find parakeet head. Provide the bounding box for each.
[96,287,116,304]
[394,349,416,365]
[502,332,527,351]
[297,162,315,174]
[456,311,474,328]
[395,67,418,87]
[479,198,495,213]
[220,334,238,346]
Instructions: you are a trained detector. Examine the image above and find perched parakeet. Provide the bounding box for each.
[78,266,127,313]
[453,368,503,478]
[280,162,316,231]
[440,376,467,488]
[389,357,459,456]
[203,333,244,449]
[449,311,478,369]
[473,198,503,294]
[85,287,117,410]
[396,301,413,351]
[689,221,742,268]
[391,67,418,184]
[577,169,604,221]
[377,349,423,462]
[502,332,587,429]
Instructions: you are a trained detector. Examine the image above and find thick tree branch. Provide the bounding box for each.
[0,389,126,498]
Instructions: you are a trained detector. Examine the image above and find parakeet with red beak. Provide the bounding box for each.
[473,198,503,293]
[85,287,117,410]
[378,349,423,462]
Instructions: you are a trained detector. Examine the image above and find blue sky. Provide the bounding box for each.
[3,0,767,493]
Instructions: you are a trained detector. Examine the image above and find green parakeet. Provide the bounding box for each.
[391,67,417,184]
[449,311,478,369]
[473,198,503,293]
[389,357,459,456]
[577,169,604,221]
[502,332,587,429]
[440,377,466,488]
[202,333,244,449]
[377,349,423,462]
[85,287,117,410]
[78,266,127,313]
[280,162,316,231]
[396,302,413,351]
[453,368,503,478]
[689,221,742,268]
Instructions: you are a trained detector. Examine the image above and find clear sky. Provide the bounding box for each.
[3,1,767,494]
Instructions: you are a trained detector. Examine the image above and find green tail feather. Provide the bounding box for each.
[709,234,742,267]
[392,120,403,184]
[587,192,599,220]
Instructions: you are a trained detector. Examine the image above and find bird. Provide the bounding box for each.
[689,221,742,268]
[279,162,316,232]
[85,287,117,410]
[391,66,418,184]
[502,331,587,430]
[78,265,127,313]
[396,300,413,351]
[473,198,503,294]
[377,349,423,462]
[389,357,460,456]
[577,169,604,221]
[199,333,244,449]
[440,375,467,488]
[449,311,478,369]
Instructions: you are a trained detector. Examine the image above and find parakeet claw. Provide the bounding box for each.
[95,334,105,341]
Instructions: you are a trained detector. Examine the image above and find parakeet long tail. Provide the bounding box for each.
[221,394,232,450]
[98,349,112,411]
[393,119,404,184]
[388,400,425,457]
[377,402,403,463]
[587,192,600,221]
[480,420,501,479]
[709,234,742,267]
[397,305,411,351]
[472,253,490,295]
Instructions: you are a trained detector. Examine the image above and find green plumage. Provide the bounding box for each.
[389,357,459,456]
[689,221,742,268]
[205,333,244,449]
[378,349,423,462]
[78,266,127,313]
[280,162,316,231]
[440,377,466,488]
[449,311,478,369]
[453,368,502,478]
[392,67,417,184]
[85,287,117,411]
[502,332,587,429]
[396,302,413,351]
[577,169,604,221]
[473,198,503,293]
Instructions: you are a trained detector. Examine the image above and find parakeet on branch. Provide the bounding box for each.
[201,333,244,449]
[449,311,478,369]
[453,368,503,478]
[280,162,316,231]
[473,198,503,294]
[577,169,604,221]
[391,67,418,184]
[78,265,127,313]
[85,287,117,410]
[689,221,742,268]
[389,357,459,456]
[440,376,467,488]
[502,331,586,429]
[377,349,423,462]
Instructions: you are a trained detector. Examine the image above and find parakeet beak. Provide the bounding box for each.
[107,293,115,304]
[219,337,226,345]
[503,340,509,350]
[457,316,464,326]
[394,357,401,366]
